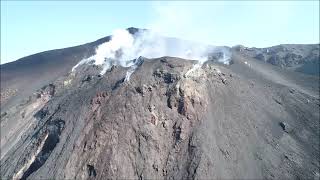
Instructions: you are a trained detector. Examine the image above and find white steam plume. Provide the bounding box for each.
[72,2,232,78]
[73,29,231,77]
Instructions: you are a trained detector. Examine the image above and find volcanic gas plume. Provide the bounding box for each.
[72,29,231,77]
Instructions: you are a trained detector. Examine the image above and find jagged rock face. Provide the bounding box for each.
[1,56,319,179]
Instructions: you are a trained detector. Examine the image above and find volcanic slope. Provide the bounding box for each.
[0,27,143,112]
[234,44,320,75]
[1,51,319,179]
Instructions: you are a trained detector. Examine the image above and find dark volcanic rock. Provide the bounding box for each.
[1,26,319,179]
[1,56,319,180]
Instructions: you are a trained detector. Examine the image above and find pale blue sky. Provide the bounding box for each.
[1,1,319,64]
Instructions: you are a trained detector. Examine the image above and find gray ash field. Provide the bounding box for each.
[1,28,319,179]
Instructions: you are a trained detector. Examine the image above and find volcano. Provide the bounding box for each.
[1,27,319,179]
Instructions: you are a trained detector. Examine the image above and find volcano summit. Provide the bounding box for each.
[0,28,319,179]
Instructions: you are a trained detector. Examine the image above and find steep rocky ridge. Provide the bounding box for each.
[1,55,319,179]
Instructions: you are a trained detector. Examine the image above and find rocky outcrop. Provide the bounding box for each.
[233,44,320,75]
[0,57,319,179]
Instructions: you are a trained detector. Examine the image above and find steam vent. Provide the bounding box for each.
[1,27,319,179]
